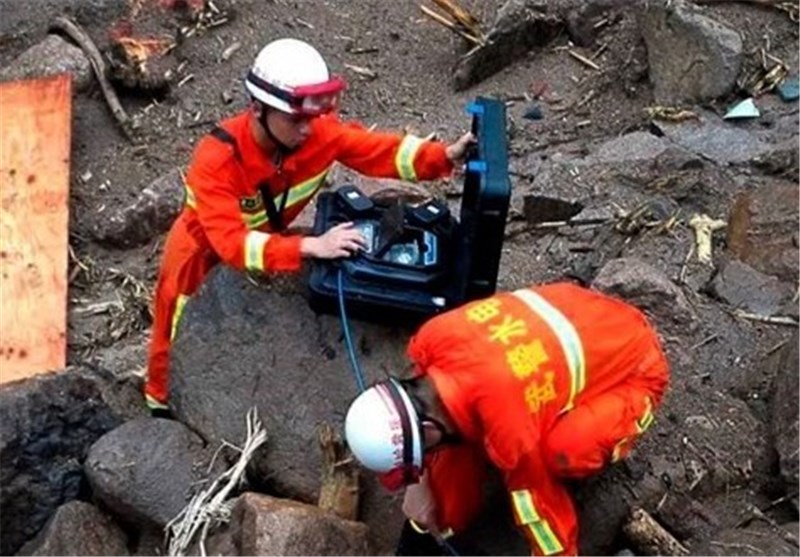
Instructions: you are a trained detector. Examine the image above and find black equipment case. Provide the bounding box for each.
[307,97,511,323]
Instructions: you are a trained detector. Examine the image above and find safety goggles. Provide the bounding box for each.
[247,71,346,116]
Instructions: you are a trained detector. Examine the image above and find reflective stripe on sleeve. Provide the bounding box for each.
[395,135,424,182]
[244,231,271,271]
[170,294,190,341]
[511,490,564,556]
[512,289,587,413]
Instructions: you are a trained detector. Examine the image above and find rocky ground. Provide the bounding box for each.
[0,0,798,555]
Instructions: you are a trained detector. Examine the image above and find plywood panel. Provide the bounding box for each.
[0,74,72,384]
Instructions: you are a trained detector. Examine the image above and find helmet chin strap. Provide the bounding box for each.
[258,103,296,156]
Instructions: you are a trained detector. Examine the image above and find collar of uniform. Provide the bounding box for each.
[423,365,480,442]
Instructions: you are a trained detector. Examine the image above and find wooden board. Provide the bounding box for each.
[0,74,72,384]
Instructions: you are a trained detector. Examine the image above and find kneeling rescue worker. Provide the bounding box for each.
[345,282,670,556]
[145,38,474,414]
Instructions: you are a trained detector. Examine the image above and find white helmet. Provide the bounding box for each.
[245,38,345,116]
[344,379,424,489]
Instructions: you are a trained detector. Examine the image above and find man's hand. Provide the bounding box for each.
[301,222,367,259]
[445,131,476,165]
[402,472,439,534]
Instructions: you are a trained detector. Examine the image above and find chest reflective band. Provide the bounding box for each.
[512,289,587,413]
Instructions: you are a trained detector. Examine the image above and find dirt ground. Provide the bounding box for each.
[1,0,798,553]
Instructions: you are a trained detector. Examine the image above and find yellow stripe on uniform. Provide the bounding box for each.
[244,231,271,272]
[283,168,329,209]
[145,393,169,411]
[185,183,197,209]
[243,210,269,229]
[395,134,424,182]
[513,289,587,413]
[636,396,654,433]
[170,294,190,341]
[511,490,564,556]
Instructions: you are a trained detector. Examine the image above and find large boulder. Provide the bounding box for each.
[769,334,799,509]
[0,35,92,91]
[707,259,795,316]
[231,493,370,555]
[85,417,222,528]
[592,257,698,334]
[727,182,799,283]
[91,169,185,248]
[0,368,131,555]
[640,0,742,104]
[16,501,129,556]
[169,267,411,552]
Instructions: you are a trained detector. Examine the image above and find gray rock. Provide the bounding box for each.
[16,501,128,556]
[453,0,562,91]
[0,369,125,556]
[85,417,219,528]
[232,493,370,555]
[592,257,698,333]
[769,334,799,510]
[92,169,185,248]
[590,130,683,166]
[653,110,773,164]
[727,181,799,283]
[641,0,742,104]
[708,259,795,315]
[0,35,92,92]
[169,266,408,553]
[693,523,798,555]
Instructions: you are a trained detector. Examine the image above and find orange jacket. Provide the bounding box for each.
[181,111,453,273]
[407,283,669,555]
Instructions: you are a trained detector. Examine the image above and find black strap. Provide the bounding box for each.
[208,126,286,232]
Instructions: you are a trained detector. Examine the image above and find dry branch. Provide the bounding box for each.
[317,422,360,521]
[623,508,689,556]
[50,16,135,142]
[419,1,486,46]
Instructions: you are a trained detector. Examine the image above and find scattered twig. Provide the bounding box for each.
[50,16,135,142]
[220,41,241,62]
[645,106,700,122]
[166,408,267,556]
[678,243,695,284]
[765,339,790,355]
[344,63,378,79]
[693,0,799,21]
[568,49,601,70]
[710,541,761,553]
[691,333,719,350]
[688,214,726,264]
[732,310,799,327]
[419,1,486,46]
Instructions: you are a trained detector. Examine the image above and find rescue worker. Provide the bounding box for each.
[344,282,670,556]
[145,38,474,414]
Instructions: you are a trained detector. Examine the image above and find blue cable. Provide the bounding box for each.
[337,268,367,392]
[336,267,461,557]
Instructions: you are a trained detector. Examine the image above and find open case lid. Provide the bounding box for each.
[454,97,512,302]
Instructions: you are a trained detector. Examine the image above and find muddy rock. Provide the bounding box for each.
[232,493,370,556]
[0,369,125,556]
[0,34,92,91]
[727,181,799,283]
[707,259,794,316]
[85,417,220,528]
[693,523,798,555]
[453,0,562,91]
[91,169,184,248]
[592,257,698,333]
[640,0,742,104]
[169,266,410,553]
[769,334,799,509]
[653,110,774,165]
[16,501,129,556]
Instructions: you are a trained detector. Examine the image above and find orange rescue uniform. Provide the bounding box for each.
[145,111,454,408]
[407,282,669,555]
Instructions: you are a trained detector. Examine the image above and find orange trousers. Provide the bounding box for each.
[145,215,218,409]
[426,342,668,552]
